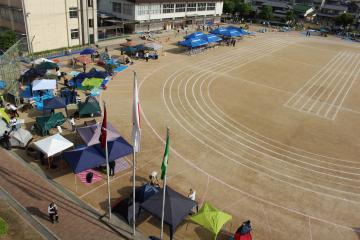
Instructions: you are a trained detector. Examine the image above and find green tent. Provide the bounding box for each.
[189,202,232,239]
[0,108,10,124]
[78,96,101,117]
[35,61,58,70]
[81,77,103,90]
[36,112,66,136]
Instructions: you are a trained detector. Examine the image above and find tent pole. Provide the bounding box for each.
[105,133,112,219]
[160,170,167,239]
[132,150,136,236]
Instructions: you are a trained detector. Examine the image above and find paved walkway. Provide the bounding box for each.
[0,149,142,240]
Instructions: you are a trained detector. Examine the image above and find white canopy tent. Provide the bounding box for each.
[9,128,33,148]
[32,79,57,91]
[32,134,73,158]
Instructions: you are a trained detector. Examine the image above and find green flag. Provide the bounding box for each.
[161,128,170,180]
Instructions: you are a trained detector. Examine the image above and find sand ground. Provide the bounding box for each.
[16,28,360,240]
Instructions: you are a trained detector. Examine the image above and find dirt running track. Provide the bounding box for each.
[78,32,360,239]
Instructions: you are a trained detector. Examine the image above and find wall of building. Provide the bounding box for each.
[0,0,25,32]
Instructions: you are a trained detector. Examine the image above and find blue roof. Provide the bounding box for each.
[179,38,208,48]
[200,34,222,43]
[184,32,206,39]
[63,137,133,174]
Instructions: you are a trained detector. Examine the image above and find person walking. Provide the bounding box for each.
[109,160,116,176]
[232,39,236,47]
[48,202,59,223]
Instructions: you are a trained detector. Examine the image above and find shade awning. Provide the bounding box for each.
[76,122,121,146]
[32,79,57,91]
[33,134,74,157]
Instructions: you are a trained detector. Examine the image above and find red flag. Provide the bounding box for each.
[99,103,107,148]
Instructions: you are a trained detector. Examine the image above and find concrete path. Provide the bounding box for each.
[0,148,145,240]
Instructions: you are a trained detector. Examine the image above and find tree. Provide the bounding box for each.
[237,3,252,18]
[0,30,17,52]
[285,10,296,23]
[223,0,236,14]
[335,13,354,29]
[260,6,273,21]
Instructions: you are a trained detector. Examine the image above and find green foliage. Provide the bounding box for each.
[285,10,296,23]
[0,30,17,52]
[335,13,354,29]
[260,6,273,20]
[237,3,252,17]
[223,0,236,14]
[0,217,8,236]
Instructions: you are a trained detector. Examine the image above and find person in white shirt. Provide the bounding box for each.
[188,189,196,201]
[48,202,59,223]
[10,116,17,130]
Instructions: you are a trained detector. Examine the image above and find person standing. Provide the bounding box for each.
[48,202,59,223]
[232,39,236,47]
[2,131,11,150]
[145,51,149,62]
[109,160,116,176]
[83,63,86,73]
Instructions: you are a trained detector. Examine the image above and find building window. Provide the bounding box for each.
[197,3,206,11]
[207,2,215,10]
[187,3,197,11]
[175,3,186,12]
[138,5,149,15]
[71,29,79,39]
[163,4,174,13]
[123,3,133,15]
[88,0,93,7]
[89,19,94,27]
[69,7,78,18]
[150,4,161,14]
[112,2,122,13]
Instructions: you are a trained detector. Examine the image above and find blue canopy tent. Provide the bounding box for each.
[210,27,228,35]
[80,48,96,55]
[63,137,133,174]
[200,34,222,43]
[226,26,255,35]
[135,184,160,203]
[43,97,68,116]
[184,32,206,39]
[179,38,208,48]
[221,29,242,37]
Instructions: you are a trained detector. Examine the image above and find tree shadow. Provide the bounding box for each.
[26,206,50,222]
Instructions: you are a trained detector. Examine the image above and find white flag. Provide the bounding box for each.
[132,72,141,153]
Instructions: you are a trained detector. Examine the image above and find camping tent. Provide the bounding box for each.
[35,61,58,71]
[32,79,57,91]
[32,134,74,158]
[43,97,67,112]
[140,187,197,239]
[184,32,206,39]
[63,137,133,173]
[189,202,232,239]
[9,128,33,148]
[78,96,101,117]
[179,38,208,48]
[76,122,121,146]
[81,78,103,90]
[36,112,66,136]
[0,108,10,123]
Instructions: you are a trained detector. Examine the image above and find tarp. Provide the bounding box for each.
[76,122,121,146]
[43,97,67,110]
[135,183,160,203]
[21,68,47,83]
[179,38,208,48]
[144,42,163,51]
[73,68,109,82]
[0,108,10,123]
[140,187,197,239]
[9,128,33,148]
[81,78,103,89]
[78,96,101,117]
[35,61,58,70]
[189,202,232,237]
[63,137,133,174]
[33,134,74,157]
[200,34,222,43]
[184,32,206,39]
[75,55,92,64]
[80,48,96,55]
[32,79,56,91]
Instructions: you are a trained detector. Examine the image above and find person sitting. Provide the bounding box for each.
[149,171,160,187]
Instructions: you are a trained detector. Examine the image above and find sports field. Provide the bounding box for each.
[60,31,360,239]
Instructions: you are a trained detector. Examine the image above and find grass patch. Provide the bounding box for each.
[0,217,8,236]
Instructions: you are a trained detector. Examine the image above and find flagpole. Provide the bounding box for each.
[132,149,136,236]
[104,102,112,220]
[160,168,167,239]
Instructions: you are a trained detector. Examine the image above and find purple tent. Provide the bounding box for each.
[76,122,121,146]
[63,137,133,174]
